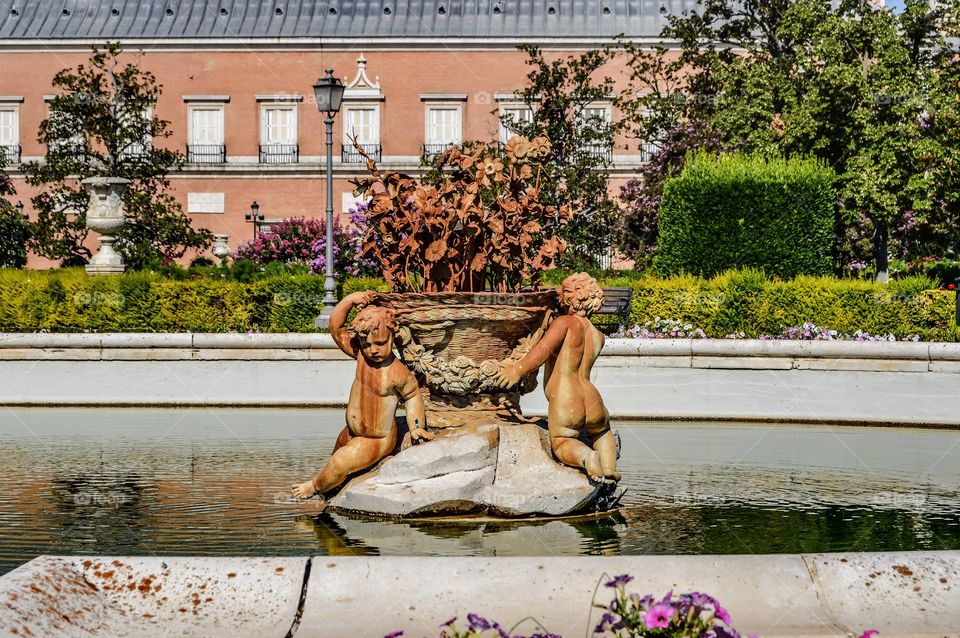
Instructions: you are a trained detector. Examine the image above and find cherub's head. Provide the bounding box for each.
[558,272,603,317]
[348,305,398,364]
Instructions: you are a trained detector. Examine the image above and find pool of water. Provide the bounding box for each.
[1,408,959,575]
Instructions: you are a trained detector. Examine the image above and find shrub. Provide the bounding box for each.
[599,270,956,341]
[655,153,835,278]
[0,269,390,333]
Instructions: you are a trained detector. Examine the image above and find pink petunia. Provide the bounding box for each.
[860,631,879,638]
[643,603,675,629]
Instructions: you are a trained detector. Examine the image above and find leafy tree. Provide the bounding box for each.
[623,0,960,280]
[0,153,31,268]
[499,45,624,266]
[23,43,210,269]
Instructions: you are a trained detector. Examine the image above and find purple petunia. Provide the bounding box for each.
[604,574,634,589]
[643,603,675,629]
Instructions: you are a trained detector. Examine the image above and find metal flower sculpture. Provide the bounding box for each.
[352,136,572,293]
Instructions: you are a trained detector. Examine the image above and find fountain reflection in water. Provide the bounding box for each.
[1,408,958,575]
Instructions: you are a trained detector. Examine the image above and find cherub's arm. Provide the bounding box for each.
[329,291,375,359]
[495,316,571,386]
[397,368,433,443]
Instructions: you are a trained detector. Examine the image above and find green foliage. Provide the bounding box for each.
[655,153,835,278]
[505,45,623,265]
[0,154,31,268]
[0,269,393,333]
[599,270,956,341]
[22,43,211,268]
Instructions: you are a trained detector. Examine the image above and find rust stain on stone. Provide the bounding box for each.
[893,565,914,577]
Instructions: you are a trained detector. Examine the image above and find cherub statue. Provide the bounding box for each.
[292,291,433,500]
[496,273,620,482]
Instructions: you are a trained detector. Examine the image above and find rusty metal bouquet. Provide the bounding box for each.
[351,135,572,293]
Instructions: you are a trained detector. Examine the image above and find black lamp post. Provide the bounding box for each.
[312,68,346,329]
[244,201,264,240]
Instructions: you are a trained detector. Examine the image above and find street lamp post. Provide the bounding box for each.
[244,201,264,240]
[312,68,346,329]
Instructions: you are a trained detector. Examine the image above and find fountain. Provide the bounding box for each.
[291,137,621,518]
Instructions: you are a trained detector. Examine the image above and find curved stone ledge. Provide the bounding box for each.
[1,552,958,637]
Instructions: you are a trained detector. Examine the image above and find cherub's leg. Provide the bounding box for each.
[292,435,394,499]
[586,411,620,482]
[552,435,604,480]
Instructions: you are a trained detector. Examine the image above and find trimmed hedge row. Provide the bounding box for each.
[0,269,388,333]
[606,270,958,341]
[0,269,955,340]
[656,153,835,278]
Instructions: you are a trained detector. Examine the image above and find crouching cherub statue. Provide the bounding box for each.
[292,291,433,501]
[496,273,620,482]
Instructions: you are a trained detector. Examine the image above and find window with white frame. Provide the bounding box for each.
[425,105,462,152]
[119,107,152,159]
[187,105,225,162]
[342,105,380,162]
[498,104,533,144]
[260,105,298,163]
[0,107,19,164]
[576,102,613,161]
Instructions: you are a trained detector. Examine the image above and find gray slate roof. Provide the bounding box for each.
[0,0,694,39]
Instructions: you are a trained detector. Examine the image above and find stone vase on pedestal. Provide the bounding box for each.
[212,234,230,266]
[82,177,130,276]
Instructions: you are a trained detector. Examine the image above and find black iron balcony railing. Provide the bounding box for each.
[1,144,21,165]
[421,143,458,162]
[186,144,226,163]
[119,143,147,160]
[341,143,382,163]
[575,143,613,163]
[259,143,299,164]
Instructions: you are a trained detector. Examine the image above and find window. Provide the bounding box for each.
[576,103,613,162]
[187,105,225,163]
[424,105,462,158]
[259,105,298,163]
[119,107,152,159]
[0,107,18,164]
[498,104,533,144]
[342,105,381,162]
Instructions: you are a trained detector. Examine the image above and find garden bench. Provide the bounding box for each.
[598,287,632,324]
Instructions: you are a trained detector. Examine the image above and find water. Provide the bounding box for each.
[1,408,959,575]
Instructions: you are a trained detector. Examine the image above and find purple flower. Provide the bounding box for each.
[604,574,634,589]
[383,632,403,638]
[594,612,617,634]
[467,613,492,632]
[860,632,879,638]
[643,603,675,629]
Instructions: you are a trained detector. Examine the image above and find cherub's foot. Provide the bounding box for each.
[291,480,319,500]
[605,469,622,482]
[584,451,605,481]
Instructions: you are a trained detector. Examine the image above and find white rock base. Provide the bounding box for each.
[329,422,603,518]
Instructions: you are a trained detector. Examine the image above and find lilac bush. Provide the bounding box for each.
[612,317,707,339]
[613,320,922,342]
[233,205,377,278]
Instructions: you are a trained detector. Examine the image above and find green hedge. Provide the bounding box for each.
[600,270,958,341]
[656,152,835,278]
[0,269,954,340]
[0,270,389,333]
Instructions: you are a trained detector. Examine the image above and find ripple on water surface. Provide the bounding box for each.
[1,409,959,574]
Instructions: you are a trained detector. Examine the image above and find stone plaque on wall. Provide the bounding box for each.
[187,192,225,214]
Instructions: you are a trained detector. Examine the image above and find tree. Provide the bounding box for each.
[500,45,624,267]
[0,153,31,268]
[23,43,210,269]
[623,0,959,280]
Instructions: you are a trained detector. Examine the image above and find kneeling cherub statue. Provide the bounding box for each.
[496,273,620,482]
[292,291,433,501]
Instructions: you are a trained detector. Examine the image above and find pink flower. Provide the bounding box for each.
[860,631,879,638]
[643,603,674,629]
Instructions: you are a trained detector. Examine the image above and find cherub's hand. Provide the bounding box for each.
[352,291,376,309]
[410,427,435,443]
[494,360,524,388]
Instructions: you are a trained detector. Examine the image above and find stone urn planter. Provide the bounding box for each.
[212,234,230,265]
[82,176,130,275]
[372,290,558,428]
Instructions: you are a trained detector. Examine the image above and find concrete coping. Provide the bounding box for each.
[1,552,958,637]
[0,333,957,360]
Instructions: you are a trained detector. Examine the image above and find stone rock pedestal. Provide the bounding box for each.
[82,176,130,276]
[329,422,603,518]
